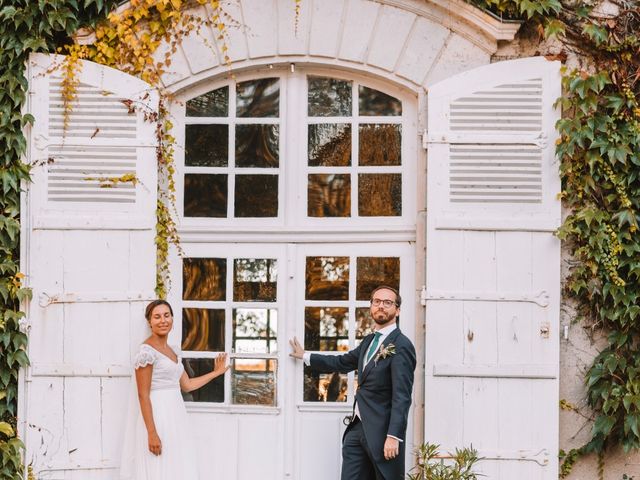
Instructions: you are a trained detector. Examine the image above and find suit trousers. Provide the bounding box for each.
[341,418,385,480]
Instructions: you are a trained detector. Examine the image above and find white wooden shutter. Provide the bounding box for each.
[20,53,158,479]
[424,57,561,479]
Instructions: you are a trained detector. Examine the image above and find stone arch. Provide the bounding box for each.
[157,0,520,94]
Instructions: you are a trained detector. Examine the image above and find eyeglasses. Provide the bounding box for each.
[370,298,397,308]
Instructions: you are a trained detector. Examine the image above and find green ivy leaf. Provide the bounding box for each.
[593,415,616,436]
[544,19,565,38]
[583,23,608,45]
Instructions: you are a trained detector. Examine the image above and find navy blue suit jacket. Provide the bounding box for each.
[310,328,416,479]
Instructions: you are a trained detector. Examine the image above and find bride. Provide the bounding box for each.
[120,300,228,479]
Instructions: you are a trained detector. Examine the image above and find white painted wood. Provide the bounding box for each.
[65,378,102,464]
[423,34,490,87]
[433,364,557,379]
[277,0,311,55]
[21,54,158,479]
[308,0,346,58]
[242,0,278,59]
[155,39,192,86]
[435,216,558,232]
[396,16,449,84]
[24,378,67,474]
[210,0,249,63]
[338,0,380,63]
[237,416,281,479]
[366,5,415,71]
[100,378,130,463]
[425,57,561,479]
[179,6,220,74]
[191,413,239,479]
[299,414,345,479]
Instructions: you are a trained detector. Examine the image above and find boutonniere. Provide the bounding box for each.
[374,343,396,365]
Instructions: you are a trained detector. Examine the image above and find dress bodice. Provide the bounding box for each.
[134,344,184,390]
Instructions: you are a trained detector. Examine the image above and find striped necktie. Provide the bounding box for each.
[365,332,382,363]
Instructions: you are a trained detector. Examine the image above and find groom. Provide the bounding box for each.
[289,285,416,480]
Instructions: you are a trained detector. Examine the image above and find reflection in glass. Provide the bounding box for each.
[308,174,350,217]
[358,174,401,216]
[356,257,400,300]
[308,77,352,117]
[233,308,277,354]
[304,366,347,402]
[359,124,401,166]
[236,78,279,117]
[355,307,375,346]
[184,174,227,217]
[308,124,351,167]
[235,124,279,168]
[185,125,228,167]
[358,86,402,116]
[234,258,277,302]
[304,307,348,351]
[232,358,277,405]
[183,257,227,301]
[182,358,224,402]
[305,256,349,300]
[186,86,229,117]
[234,174,278,217]
[182,308,225,351]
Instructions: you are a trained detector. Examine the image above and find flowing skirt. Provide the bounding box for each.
[119,388,199,480]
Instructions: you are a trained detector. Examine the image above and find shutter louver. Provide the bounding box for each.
[449,144,543,203]
[449,79,543,132]
[29,54,157,224]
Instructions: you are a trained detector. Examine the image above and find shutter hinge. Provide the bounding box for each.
[420,285,427,306]
[421,129,428,150]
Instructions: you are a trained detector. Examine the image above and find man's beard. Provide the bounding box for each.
[372,310,395,326]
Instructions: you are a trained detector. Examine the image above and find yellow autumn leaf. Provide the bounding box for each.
[0,422,14,437]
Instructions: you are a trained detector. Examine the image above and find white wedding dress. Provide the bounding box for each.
[119,344,199,479]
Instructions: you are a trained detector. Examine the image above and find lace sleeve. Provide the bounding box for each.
[134,346,156,369]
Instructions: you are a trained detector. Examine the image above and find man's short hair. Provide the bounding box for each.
[370,285,401,307]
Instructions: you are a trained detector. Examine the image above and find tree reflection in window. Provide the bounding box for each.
[232,359,277,405]
[233,308,277,354]
[186,86,228,117]
[183,258,226,301]
[234,258,277,301]
[307,174,351,217]
[358,85,402,116]
[304,367,347,402]
[182,308,225,351]
[305,256,349,300]
[306,78,403,218]
[304,307,348,351]
[184,79,280,219]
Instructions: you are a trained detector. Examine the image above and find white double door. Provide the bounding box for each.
[174,241,415,479]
